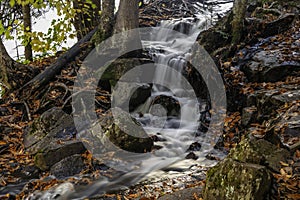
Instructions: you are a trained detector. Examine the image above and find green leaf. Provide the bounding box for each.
[9,0,15,7]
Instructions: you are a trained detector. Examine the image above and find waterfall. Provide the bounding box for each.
[32,1,233,199]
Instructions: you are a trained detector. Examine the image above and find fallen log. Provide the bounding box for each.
[17,27,98,99]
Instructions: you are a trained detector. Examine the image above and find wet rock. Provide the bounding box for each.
[197,29,230,54]
[112,82,152,112]
[98,58,153,86]
[187,142,202,152]
[24,107,86,171]
[98,107,154,153]
[203,158,272,200]
[185,152,198,160]
[158,186,203,200]
[151,95,181,117]
[27,182,75,200]
[50,154,85,178]
[241,50,300,82]
[173,21,194,35]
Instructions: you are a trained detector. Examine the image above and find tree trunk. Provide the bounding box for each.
[22,3,33,61]
[231,0,248,45]
[92,0,115,45]
[114,0,139,34]
[73,0,101,40]
[0,39,11,90]
[113,0,142,57]
[0,39,36,92]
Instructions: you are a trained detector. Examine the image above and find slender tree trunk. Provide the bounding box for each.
[231,0,248,45]
[0,39,37,93]
[22,4,33,61]
[113,0,142,57]
[92,0,115,45]
[73,0,101,40]
[114,0,139,34]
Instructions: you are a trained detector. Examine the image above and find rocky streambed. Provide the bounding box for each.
[0,0,300,199]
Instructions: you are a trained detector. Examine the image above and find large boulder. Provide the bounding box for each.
[111,82,152,112]
[24,107,86,171]
[203,137,290,199]
[96,58,153,86]
[228,138,290,172]
[98,107,154,153]
[203,158,271,200]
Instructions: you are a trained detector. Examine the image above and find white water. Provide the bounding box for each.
[28,1,233,199]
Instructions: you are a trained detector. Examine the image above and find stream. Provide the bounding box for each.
[24,0,233,199]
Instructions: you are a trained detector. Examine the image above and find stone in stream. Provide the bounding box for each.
[112,81,152,112]
[97,107,154,153]
[24,107,86,171]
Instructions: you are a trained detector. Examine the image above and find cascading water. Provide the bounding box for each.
[28,1,233,199]
[67,16,221,200]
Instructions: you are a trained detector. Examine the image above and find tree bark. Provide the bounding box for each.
[231,0,248,45]
[0,39,36,92]
[0,39,11,90]
[114,0,139,34]
[22,4,33,61]
[113,0,142,57]
[92,0,115,45]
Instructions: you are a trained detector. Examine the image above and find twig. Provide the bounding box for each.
[23,101,31,121]
[51,82,70,100]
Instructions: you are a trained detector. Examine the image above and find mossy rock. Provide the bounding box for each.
[99,107,153,153]
[95,58,153,86]
[204,158,271,200]
[228,137,290,172]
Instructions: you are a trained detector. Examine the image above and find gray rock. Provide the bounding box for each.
[24,107,86,171]
[246,88,300,116]
[97,107,154,153]
[50,154,85,178]
[158,186,203,200]
[34,141,86,171]
[241,106,257,126]
[111,82,152,112]
[28,182,75,200]
[24,107,76,153]
[241,50,300,82]
[203,137,290,199]
[203,158,271,200]
[95,58,153,86]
